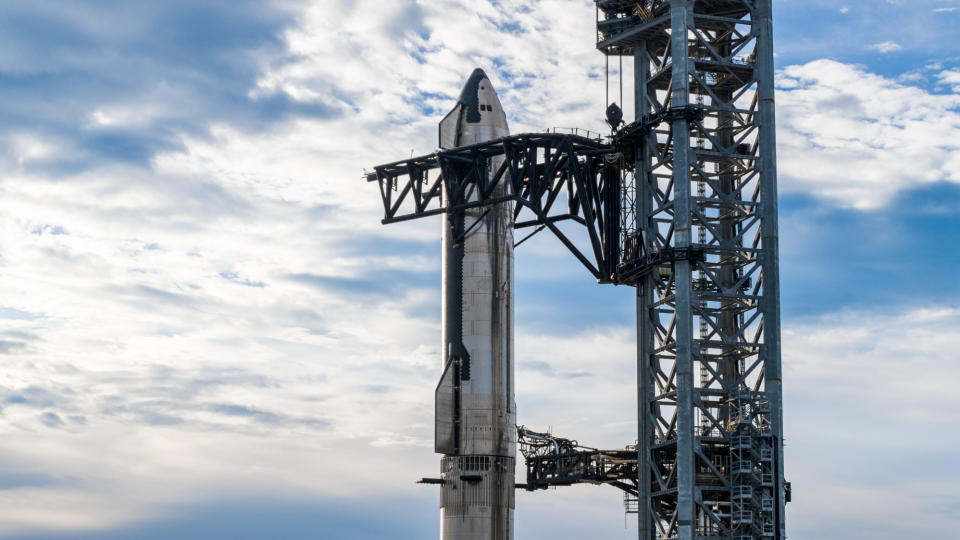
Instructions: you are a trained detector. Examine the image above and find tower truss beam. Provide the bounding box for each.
[367,133,623,282]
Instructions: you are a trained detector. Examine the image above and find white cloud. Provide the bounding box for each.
[255,0,607,137]
[933,7,958,12]
[784,306,960,538]
[0,1,606,533]
[868,40,903,53]
[514,305,960,538]
[777,60,960,208]
[0,0,958,538]
[939,68,960,91]
[9,134,54,165]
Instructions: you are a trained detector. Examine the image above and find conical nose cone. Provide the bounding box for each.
[467,67,487,83]
[458,67,493,105]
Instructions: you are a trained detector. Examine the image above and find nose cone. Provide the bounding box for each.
[458,68,490,104]
[438,67,508,148]
[458,67,497,124]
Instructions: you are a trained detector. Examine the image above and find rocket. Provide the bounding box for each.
[434,68,515,540]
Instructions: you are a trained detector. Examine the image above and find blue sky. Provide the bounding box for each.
[0,1,958,538]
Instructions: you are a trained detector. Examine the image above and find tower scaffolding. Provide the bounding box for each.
[366,2,788,539]
[596,1,786,538]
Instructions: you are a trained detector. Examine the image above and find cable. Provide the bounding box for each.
[619,54,623,108]
[605,54,609,106]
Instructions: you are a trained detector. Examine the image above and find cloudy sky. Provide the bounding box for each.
[0,0,958,538]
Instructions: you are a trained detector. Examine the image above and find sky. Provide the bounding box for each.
[0,0,958,538]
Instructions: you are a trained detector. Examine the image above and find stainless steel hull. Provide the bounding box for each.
[436,68,515,540]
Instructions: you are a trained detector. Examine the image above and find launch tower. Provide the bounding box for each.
[366,1,787,539]
[596,1,786,538]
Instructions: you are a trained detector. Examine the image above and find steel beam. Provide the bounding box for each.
[755,1,787,537]
[634,37,656,540]
[668,4,696,538]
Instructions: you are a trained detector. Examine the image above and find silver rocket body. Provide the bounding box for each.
[435,68,515,540]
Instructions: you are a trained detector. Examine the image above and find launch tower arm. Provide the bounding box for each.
[517,426,639,496]
[367,120,701,285]
[368,132,619,280]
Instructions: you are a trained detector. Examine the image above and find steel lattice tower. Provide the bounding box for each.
[597,1,786,538]
[367,2,788,538]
